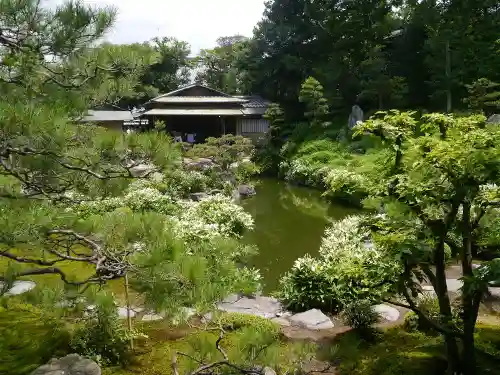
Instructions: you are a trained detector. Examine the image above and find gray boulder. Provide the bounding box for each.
[487,114,500,124]
[238,185,256,198]
[184,158,217,171]
[217,294,284,319]
[373,304,400,322]
[0,280,36,296]
[30,354,100,375]
[289,309,334,330]
[129,163,156,177]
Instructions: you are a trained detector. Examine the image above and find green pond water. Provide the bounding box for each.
[241,178,360,293]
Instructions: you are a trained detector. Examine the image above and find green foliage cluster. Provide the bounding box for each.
[231,0,500,117]
[186,134,255,170]
[342,300,379,332]
[70,293,142,366]
[278,138,380,204]
[463,78,500,116]
[0,301,70,375]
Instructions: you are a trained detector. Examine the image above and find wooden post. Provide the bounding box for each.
[124,273,134,350]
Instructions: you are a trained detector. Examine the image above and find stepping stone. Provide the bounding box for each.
[271,317,291,327]
[0,280,36,296]
[446,279,463,293]
[118,307,136,318]
[488,287,500,298]
[289,309,334,330]
[142,313,164,322]
[373,304,400,322]
[217,295,284,319]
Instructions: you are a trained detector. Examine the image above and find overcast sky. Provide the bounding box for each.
[51,0,266,55]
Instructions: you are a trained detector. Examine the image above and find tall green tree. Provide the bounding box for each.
[194,35,249,94]
[356,111,500,375]
[424,0,500,111]
[142,37,192,95]
[239,0,398,118]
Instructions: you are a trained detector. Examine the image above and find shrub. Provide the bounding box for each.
[277,216,399,313]
[216,312,280,336]
[276,255,341,312]
[343,300,379,331]
[162,169,211,198]
[233,160,261,184]
[171,195,254,240]
[186,134,255,170]
[323,167,368,204]
[0,301,70,375]
[70,293,143,366]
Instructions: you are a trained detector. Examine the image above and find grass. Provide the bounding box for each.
[323,322,500,375]
[102,313,315,375]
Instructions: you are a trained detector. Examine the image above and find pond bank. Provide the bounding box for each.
[241,178,361,292]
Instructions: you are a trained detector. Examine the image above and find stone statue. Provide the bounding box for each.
[348,104,364,129]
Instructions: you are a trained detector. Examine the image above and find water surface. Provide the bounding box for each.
[242,178,359,293]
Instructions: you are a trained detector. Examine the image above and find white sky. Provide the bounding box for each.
[49,0,266,55]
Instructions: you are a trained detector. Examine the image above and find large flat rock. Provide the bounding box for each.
[0,280,36,296]
[373,304,400,322]
[289,309,334,330]
[217,294,283,319]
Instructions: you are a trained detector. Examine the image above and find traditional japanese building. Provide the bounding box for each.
[141,83,270,143]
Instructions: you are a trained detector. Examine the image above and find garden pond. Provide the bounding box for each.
[241,178,360,293]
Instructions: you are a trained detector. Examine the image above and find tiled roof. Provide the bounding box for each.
[82,110,134,122]
[144,108,244,116]
[235,95,271,108]
[152,96,248,103]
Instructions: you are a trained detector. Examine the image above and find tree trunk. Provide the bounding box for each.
[461,201,477,375]
[435,238,461,374]
[124,273,134,351]
[445,39,452,113]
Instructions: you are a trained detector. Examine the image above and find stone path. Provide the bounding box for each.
[208,294,401,333]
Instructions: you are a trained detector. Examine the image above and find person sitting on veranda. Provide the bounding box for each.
[173,131,183,143]
[186,133,196,144]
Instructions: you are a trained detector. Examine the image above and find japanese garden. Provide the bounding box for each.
[1,1,500,375]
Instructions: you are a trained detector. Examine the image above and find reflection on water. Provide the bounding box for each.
[241,178,360,293]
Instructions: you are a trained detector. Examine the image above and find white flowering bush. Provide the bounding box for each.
[71,169,260,304]
[322,168,368,204]
[76,185,177,217]
[277,215,399,313]
[171,195,254,241]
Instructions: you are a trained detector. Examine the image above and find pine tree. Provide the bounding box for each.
[464,78,500,116]
[299,77,331,128]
